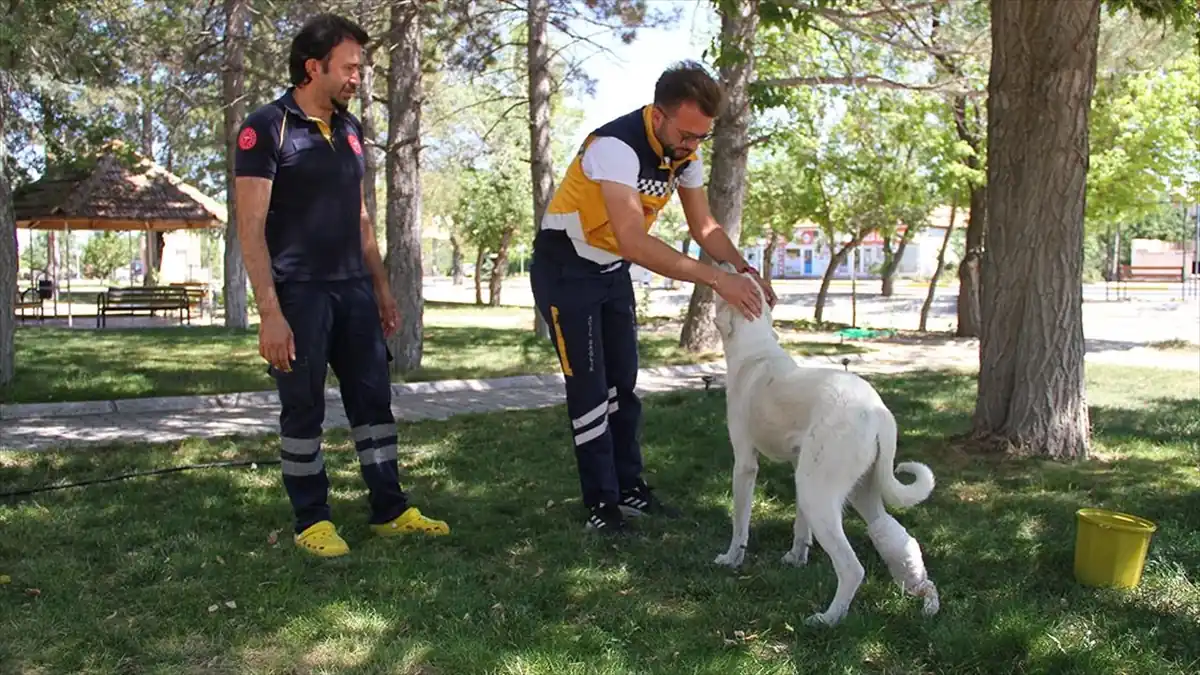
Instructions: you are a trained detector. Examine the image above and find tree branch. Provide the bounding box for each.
[757,73,982,97]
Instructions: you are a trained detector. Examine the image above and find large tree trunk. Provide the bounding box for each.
[527,0,553,338]
[385,0,424,374]
[956,184,985,337]
[814,244,851,324]
[679,0,758,352]
[973,0,1098,459]
[0,73,15,387]
[920,199,957,332]
[222,0,249,328]
[473,245,485,305]
[489,227,515,306]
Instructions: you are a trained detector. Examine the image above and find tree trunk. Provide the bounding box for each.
[762,236,776,281]
[679,0,758,352]
[450,232,464,285]
[474,245,485,305]
[0,72,15,387]
[956,184,985,337]
[880,238,895,297]
[141,86,162,287]
[920,199,958,332]
[880,227,915,297]
[358,7,379,231]
[489,227,515,306]
[973,0,1098,459]
[932,6,985,339]
[814,244,851,324]
[222,0,249,328]
[527,0,553,338]
[385,0,424,374]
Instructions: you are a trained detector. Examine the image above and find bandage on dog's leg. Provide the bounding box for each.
[867,515,940,617]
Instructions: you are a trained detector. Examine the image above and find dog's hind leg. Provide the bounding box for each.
[797,484,864,628]
[714,442,758,569]
[781,464,811,567]
[851,483,940,618]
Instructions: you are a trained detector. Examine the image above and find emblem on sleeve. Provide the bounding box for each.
[237,127,257,151]
[347,134,363,155]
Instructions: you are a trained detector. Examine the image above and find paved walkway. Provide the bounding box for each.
[1,339,1195,452]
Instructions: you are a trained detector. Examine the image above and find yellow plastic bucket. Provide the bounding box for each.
[1073,508,1157,589]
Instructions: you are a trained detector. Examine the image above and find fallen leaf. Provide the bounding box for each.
[106,611,118,620]
[267,530,280,546]
[207,604,218,613]
[224,601,237,609]
[216,556,226,565]
[784,622,795,633]
[534,567,544,578]
[0,574,10,585]
[24,588,41,597]
[546,499,555,508]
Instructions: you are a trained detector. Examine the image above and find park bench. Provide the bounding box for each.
[15,288,44,322]
[1119,265,1185,282]
[169,282,209,314]
[95,286,192,328]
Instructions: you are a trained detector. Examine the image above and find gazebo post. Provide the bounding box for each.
[65,222,72,328]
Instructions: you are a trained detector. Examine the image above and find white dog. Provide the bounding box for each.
[711,266,940,627]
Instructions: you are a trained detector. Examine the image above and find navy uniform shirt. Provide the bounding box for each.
[234,88,368,283]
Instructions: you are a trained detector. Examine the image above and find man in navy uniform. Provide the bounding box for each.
[531,61,777,533]
[234,13,448,557]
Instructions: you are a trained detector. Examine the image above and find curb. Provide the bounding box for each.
[0,362,730,422]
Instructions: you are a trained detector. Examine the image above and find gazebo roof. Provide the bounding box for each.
[14,141,227,231]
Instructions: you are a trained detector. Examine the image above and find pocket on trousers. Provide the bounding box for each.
[269,358,316,409]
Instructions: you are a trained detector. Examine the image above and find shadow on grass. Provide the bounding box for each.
[1,370,1198,673]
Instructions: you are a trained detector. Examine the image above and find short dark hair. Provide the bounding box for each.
[289,13,370,86]
[654,61,723,118]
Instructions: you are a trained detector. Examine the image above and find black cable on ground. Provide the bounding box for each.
[0,458,282,500]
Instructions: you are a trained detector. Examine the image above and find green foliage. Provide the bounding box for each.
[81,231,135,282]
[1103,0,1200,29]
[1087,47,1199,229]
[456,166,533,255]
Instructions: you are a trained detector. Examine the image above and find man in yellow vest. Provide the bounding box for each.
[530,60,777,533]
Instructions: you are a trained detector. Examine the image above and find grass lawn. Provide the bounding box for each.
[4,302,861,404]
[1,364,1197,673]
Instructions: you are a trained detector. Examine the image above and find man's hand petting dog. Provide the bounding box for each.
[714,271,763,319]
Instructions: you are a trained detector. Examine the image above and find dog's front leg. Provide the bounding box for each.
[714,442,757,568]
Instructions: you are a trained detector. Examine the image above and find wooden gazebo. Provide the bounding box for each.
[12,140,226,325]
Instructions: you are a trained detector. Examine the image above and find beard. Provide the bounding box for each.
[653,123,691,161]
[329,81,356,109]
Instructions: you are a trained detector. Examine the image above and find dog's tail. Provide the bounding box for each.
[873,408,935,509]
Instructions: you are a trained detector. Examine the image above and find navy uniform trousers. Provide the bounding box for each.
[270,277,408,533]
[529,238,645,508]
